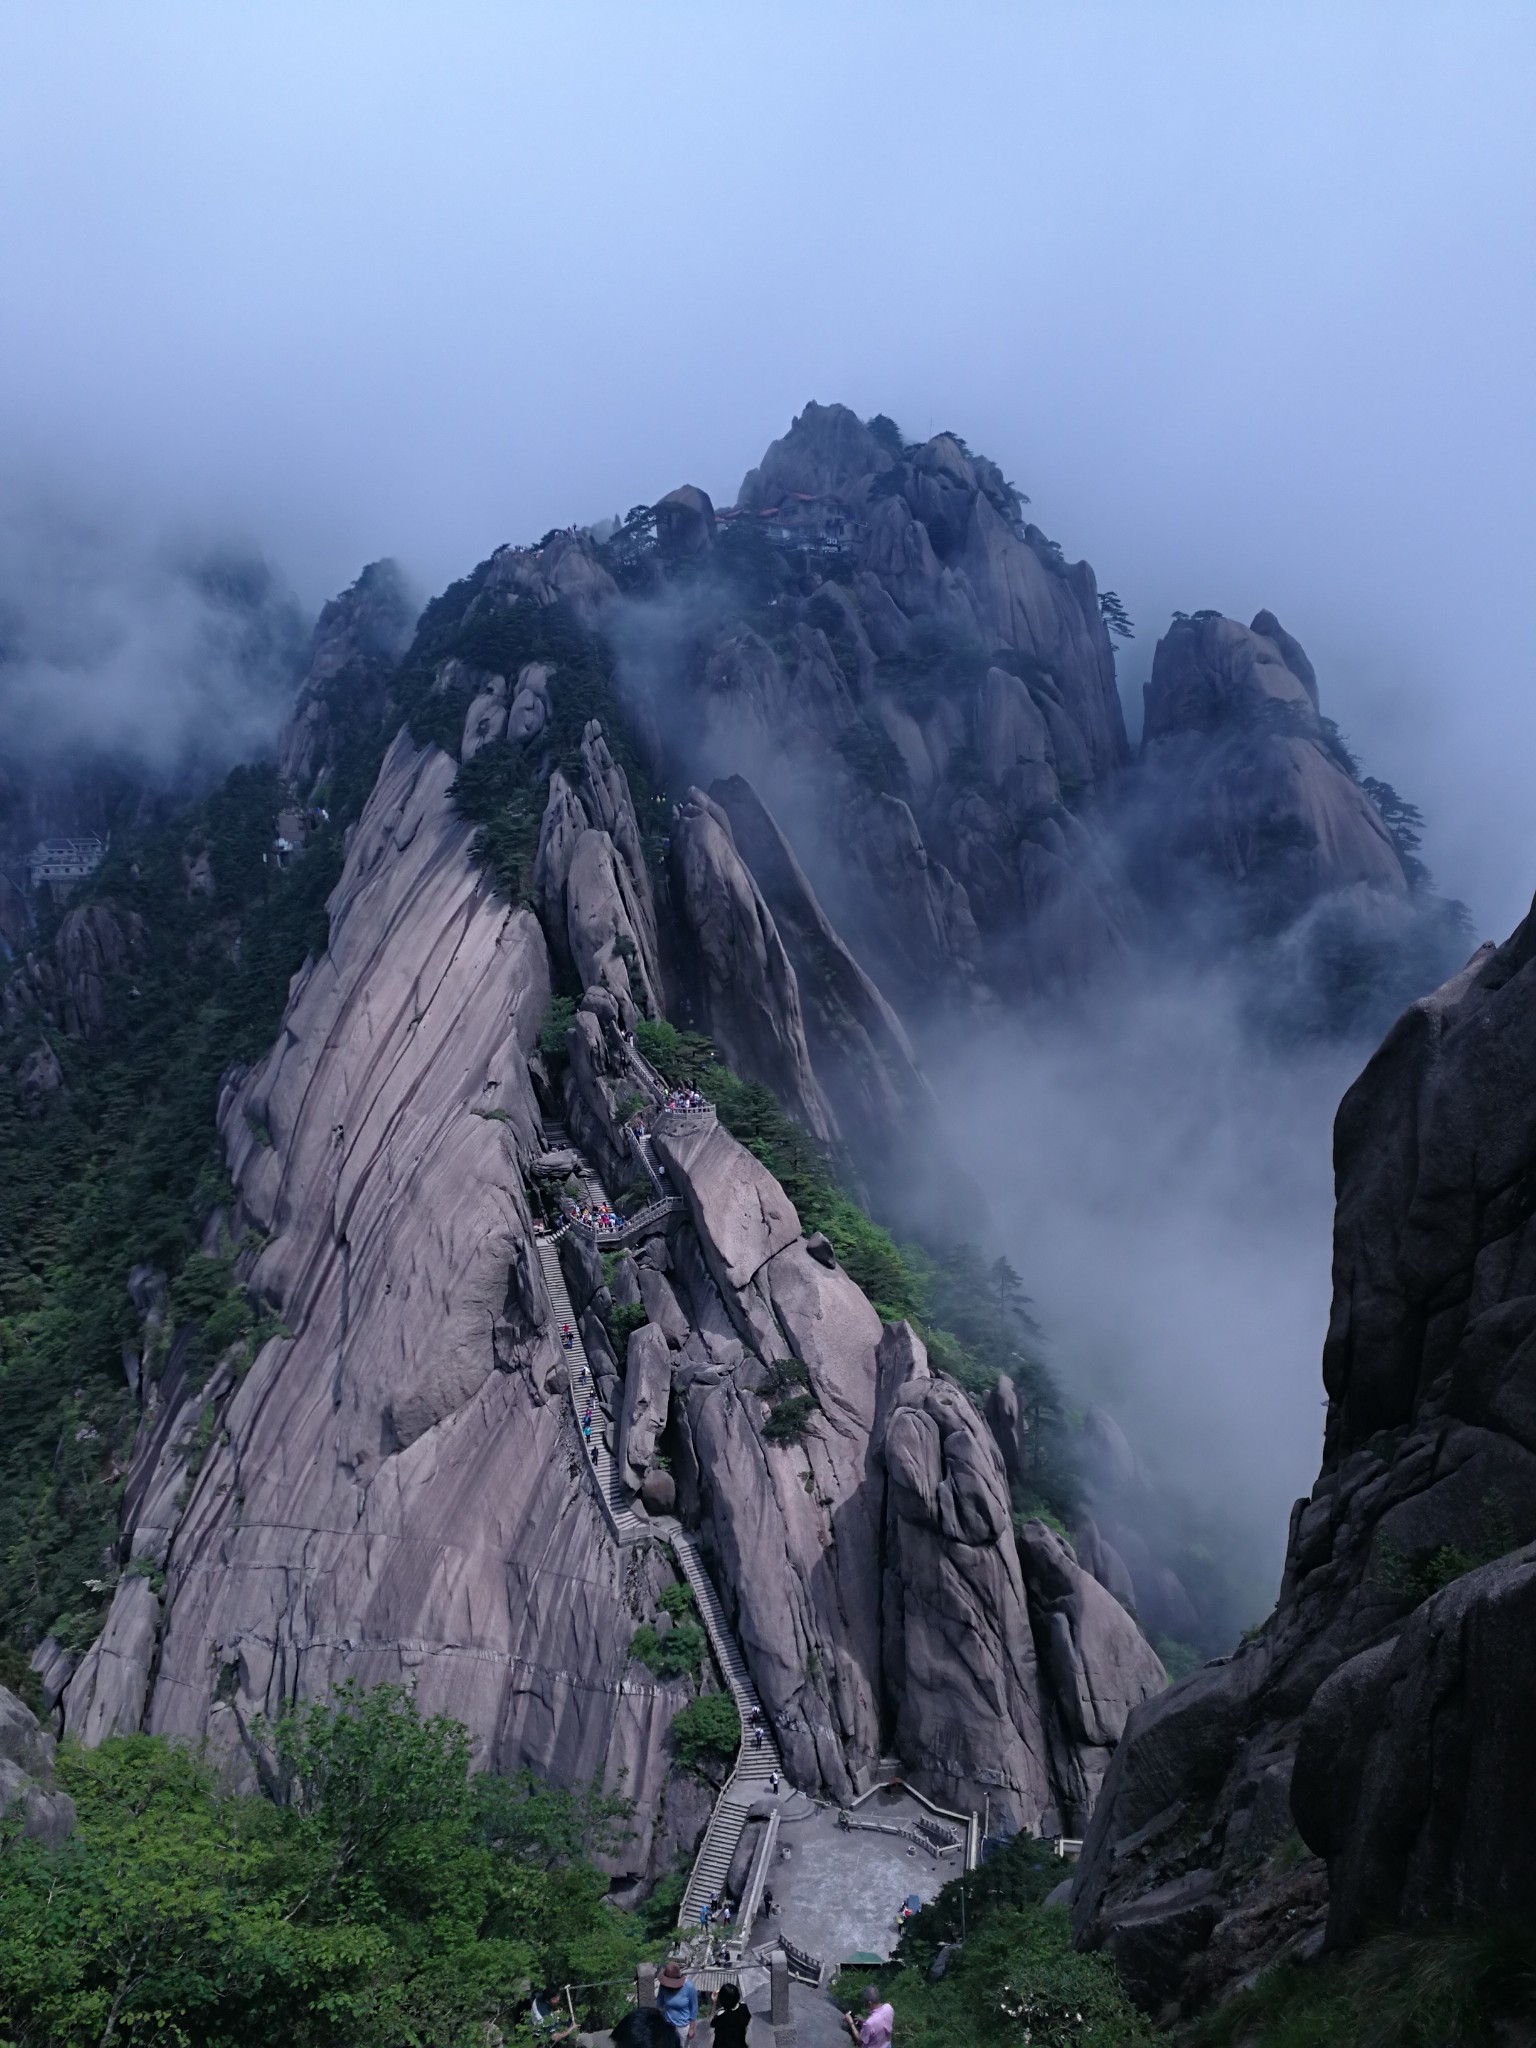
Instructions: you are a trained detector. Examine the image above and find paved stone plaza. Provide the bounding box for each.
[750,1786,958,1970]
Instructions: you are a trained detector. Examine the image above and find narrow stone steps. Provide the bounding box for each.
[537,1237,645,1545]
[529,1119,784,1935]
[672,1527,787,1926]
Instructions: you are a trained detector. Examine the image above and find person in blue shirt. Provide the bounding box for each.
[655,1960,698,2041]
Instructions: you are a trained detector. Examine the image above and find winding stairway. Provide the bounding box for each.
[533,1100,786,1937]
[670,1528,782,1931]
[536,1234,644,1545]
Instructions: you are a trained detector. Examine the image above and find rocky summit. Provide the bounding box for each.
[1,402,1524,2038]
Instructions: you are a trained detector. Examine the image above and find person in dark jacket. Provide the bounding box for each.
[613,2010,681,2048]
[709,1980,752,2048]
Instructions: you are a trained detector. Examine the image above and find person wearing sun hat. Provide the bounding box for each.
[655,1959,698,2041]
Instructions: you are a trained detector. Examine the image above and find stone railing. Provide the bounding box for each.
[653,1103,717,1140]
[837,1812,962,1859]
[572,1196,683,1248]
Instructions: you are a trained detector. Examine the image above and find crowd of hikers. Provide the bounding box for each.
[540,1973,894,2047]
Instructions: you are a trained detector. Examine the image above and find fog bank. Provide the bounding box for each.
[941,973,1369,1596]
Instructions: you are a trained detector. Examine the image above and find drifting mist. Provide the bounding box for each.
[0,479,305,813]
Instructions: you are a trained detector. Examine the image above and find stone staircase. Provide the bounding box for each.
[536,1236,645,1544]
[672,1529,783,1930]
[534,1102,791,1941]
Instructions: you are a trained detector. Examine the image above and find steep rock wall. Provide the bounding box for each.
[1072,906,1536,2013]
[64,733,692,1877]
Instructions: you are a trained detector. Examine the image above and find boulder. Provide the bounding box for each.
[506,662,551,742]
[1293,1542,1536,1944]
[637,1265,690,1346]
[640,1467,677,1516]
[0,1685,76,1847]
[655,485,717,557]
[460,675,508,760]
[1017,1519,1167,1831]
[875,1321,1053,1828]
[618,1325,672,1490]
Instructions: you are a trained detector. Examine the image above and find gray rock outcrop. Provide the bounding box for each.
[1073,900,1536,2013]
[0,1685,76,1848]
[984,1373,1030,1490]
[875,1322,1053,1828]
[23,901,140,1039]
[618,1324,672,1491]
[669,787,831,1142]
[63,1570,161,1745]
[1292,1542,1536,1944]
[1135,611,1407,911]
[655,485,717,557]
[653,402,1136,1013]
[532,727,662,1023]
[708,774,941,1190]
[478,531,618,629]
[1017,1519,1166,1833]
[278,559,414,794]
[461,672,508,759]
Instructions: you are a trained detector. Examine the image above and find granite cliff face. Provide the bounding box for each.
[278,560,415,796]
[21,400,1481,1970]
[595,402,1462,1060]
[628,401,1137,1009]
[1131,609,1407,912]
[54,675,1169,1867]
[1071,904,1536,2014]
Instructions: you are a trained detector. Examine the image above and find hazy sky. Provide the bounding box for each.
[4,5,1531,1605]
[3,3,1533,922]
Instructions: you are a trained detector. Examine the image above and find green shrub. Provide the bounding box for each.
[0,1682,648,2041]
[764,1394,817,1444]
[669,1693,740,1772]
[1155,1638,1203,1681]
[604,1302,648,1361]
[0,1641,44,1714]
[854,1833,1150,2047]
[630,1621,707,1681]
[658,1582,695,1621]
[538,994,578,1063]
[43,1608,103,1656]
[1185,1919,1536,2048]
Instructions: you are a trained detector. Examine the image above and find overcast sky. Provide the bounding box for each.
[4,5,1532,1598]
[3,3,1532,922]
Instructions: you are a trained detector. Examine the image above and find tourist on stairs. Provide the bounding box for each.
[656,1960,698,2042]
